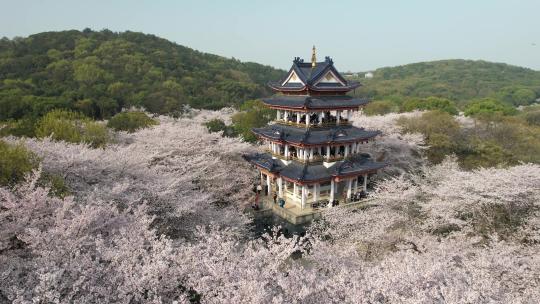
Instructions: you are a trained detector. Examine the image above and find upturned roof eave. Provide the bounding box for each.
[251,128,381,147]
[268,83,360,92]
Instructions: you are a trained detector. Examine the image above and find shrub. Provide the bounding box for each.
[523,110,540,126]
[363,100,397,116]
[464,98,517,117]
[205,119,227,133]
[36,110,86,143]
[82,121,110,148]
[231,100,274,142]
[36,109,109,148]
[495,86,537,106]
[399,110,540,169]
[401,97,458,115]
[38,172,70,198]
[0,140,40,186]
[460,140,513,170]
[107,111,158,133]
[398,111,460,164]
[0,118,38,137]
[204,119,237,137]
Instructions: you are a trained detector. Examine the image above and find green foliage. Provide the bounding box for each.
[460,140,512,169]
[398,111,540,169]
[352,60,540,110]
[83,120,110,147]
[36,109,109,148]
[523,110,540,126]
[398,111,460,163]
[464,98,518,117]
[107,111,158,133]
[0,117,38,137]
[38,172,70,198]
[204,119,237,137]
[205,119,227,133]
[0,29,283,121]
[520,104,540,126]
[401,97,458,115]
[494,86,537,106]
[363,100,398,116]
[0,140,39,186]
[231,100,275,142]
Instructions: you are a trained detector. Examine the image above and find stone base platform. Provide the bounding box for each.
[250,196,369,225]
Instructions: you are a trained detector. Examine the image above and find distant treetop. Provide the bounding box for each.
[0,29,284,121]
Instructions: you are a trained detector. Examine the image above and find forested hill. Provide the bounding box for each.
[353,60,540,107]
[0,29,283,120]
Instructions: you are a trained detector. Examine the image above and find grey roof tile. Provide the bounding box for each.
[261,95,369,109]
[245,153,386,183]
[252,124,381,145]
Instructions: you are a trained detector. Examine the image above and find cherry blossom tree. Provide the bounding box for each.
[1,109,539,303]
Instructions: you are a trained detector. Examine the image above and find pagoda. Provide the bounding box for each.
[247,47,385,221]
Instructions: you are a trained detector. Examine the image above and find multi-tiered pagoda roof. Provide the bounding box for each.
[247,153,385,184]
[268,56,361,93]
[246,48,386,217]
[252,124,381,146]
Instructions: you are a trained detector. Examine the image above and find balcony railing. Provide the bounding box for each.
[275,119,352,128]
[265,149,346,163]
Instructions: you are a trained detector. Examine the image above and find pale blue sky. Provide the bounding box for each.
[1,0,539,71]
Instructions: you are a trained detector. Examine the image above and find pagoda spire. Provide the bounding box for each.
[311,45,317,68]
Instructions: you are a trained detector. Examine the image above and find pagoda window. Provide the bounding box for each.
[290,146,297,158]
[330,146,336,157]
[338,146,345,157]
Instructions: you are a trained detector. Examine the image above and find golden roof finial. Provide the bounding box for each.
[311,45,317,68]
